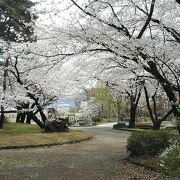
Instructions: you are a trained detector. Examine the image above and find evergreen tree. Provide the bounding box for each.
[0,0,37,42]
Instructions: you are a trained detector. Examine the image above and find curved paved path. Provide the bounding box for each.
[0,124,168,180]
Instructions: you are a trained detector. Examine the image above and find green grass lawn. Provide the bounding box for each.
[0,123,93,148]
[0,123,42,135]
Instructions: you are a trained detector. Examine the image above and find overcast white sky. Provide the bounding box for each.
[32,0,79,27]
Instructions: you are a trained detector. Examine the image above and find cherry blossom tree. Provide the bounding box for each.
[1,0,179,131]
[144,81,173,130]
[49,0,180,130]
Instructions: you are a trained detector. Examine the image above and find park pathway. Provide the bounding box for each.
[0,124,169,180]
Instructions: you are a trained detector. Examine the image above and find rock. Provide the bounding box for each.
[44,120,69,132]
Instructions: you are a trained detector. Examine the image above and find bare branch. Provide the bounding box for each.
[70,0,132,38]
[137,0,156,39]
[134,2,180,42]
[175,0,180,5]
[159,109,173,122]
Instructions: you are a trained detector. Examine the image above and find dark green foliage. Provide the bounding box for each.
[161,145,180,179]
[92,122,97,126]
[127,130,180,156]
[91,116,101,123]
[64,117,69,124]
[0,0,37,42]
[0,60,5,66]
[62,117,72,126]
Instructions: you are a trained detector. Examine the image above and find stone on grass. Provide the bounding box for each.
[44,120,69,132]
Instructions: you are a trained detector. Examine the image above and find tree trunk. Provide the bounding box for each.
[176,0,180,5]
[16,113,21,123]
[117,102,121,120]
[177,125,180,135]
[26,112,32,124]
[0,56,9,129]
[153,121,161,130]
[0,106,5,129]
[108,102,112,122]
[19,113,26,123]
[29,112,44,129]
[39,110,47,124]
[26,103,36,124]
[129,105,136,128]
[147,61,180,133]
[147,61,178,114]
[126,83,142,128]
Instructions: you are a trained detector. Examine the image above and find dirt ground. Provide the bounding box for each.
[0,125,169,180]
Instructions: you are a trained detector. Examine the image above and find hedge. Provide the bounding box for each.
[127,130,179,156]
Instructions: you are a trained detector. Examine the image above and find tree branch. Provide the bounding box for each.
[144,85,156,123]
[137,0,156,39]
[175,0,180,5]
[70,0,132,38]
[134,2,180,42]
[159,109,173,122]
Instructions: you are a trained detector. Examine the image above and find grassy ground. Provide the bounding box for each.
[128,156,167,174]
[0,123,93,149]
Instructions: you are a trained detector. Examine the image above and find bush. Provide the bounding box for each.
[92,122,97,126]
[64,117,69,124]
[91,116,101,123]
[127,130,179,156]
[160,141,180,179]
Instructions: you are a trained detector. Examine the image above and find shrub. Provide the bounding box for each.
[127,130,179,156]
[92,122,97,126]
[64,117,69,124]
[91,116,101,123]
[160,141,180,179]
